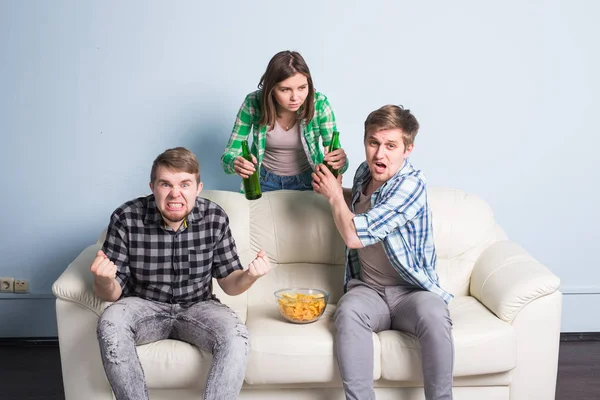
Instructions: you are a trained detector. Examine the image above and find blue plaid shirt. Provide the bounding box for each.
[346,160,453,303]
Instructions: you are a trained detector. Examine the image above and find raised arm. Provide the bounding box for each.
[312,164,362,249]
[208,210,272,296]
[217,250,272,296]
[313,165,427,249]
[92,213,130,302]
[90,250,122,302]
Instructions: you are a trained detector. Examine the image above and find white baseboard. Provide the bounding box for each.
[560,286,600,295]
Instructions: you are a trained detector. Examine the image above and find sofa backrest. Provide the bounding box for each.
[249,190,347,306]
[202,187,507,307]
[201,190,346,307]
[428,187,507,296]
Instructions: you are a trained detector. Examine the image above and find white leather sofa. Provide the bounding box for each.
[53,188,562,400]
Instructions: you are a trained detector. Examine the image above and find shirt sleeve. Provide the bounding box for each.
[352,176,426,247]
[101,212,131,293]
[221,93,257,174]
[317,94,349,173]
[212,213,243,279]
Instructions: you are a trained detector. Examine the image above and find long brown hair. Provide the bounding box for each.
[258,51,315,130]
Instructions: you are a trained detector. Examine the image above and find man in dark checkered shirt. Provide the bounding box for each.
[90,147,271,400]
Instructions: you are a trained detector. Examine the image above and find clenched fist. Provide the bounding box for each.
[247,249,271,279]
[90,250,117,286]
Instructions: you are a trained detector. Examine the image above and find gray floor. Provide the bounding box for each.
[0,340,598,400]
[555,340,600,400]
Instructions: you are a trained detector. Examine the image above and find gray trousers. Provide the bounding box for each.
[97,296,249,400]
[334,279,454,400]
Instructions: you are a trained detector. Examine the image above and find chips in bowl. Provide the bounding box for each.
[274,288,330,324]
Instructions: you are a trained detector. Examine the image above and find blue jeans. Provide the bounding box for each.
[259,167,314,192]
[97,296,249,400]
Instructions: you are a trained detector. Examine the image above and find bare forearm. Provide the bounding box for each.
[93,278,122,302]
[329,193,363,249]
[218,270,257,296]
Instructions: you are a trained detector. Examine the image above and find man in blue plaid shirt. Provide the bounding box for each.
[312,105,453,400]
[90,147,272,400]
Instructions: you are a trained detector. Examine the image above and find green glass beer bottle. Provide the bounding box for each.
[326,131,341,178]
[241,140,262,200]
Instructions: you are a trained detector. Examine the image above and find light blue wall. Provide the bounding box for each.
[1,1,598,336]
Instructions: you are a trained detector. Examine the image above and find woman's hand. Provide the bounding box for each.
[234,155,257,178]
[324,148,347,171]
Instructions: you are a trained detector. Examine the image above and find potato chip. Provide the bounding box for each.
[277,292,327,323]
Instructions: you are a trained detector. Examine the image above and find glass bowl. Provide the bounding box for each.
[274,288,330,324]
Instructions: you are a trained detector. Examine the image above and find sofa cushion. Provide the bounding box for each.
[244,304,381,385]
[380,296,515,381]
[138,339,210,389]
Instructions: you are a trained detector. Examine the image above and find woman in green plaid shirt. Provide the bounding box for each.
[221,51,348,192]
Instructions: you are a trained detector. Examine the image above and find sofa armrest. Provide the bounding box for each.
[52,243,109,316]
[470,240,560,323]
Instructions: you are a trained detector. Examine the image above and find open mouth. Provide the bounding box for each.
[374,162,387,173]
[167,202,184,211]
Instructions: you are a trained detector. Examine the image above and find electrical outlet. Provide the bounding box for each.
[0,277,15,293]
[14,280,29,293]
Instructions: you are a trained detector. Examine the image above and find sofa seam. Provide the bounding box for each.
[507,290,561,324]
[479,254,531,293]
[485,285,560,324]
[55,296,103,317]
[265,194,280,263]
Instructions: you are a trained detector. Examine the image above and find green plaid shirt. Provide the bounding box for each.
[221,90,349,175]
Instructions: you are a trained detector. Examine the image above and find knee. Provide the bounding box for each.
[334,303,364,330]
[96,306,134,362]
[97,317,127,364]
[97,305,129,337]
[219,322,250,354]
[98,310,117,338]
[415,300,452,334]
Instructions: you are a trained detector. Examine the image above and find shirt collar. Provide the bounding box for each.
[356,158,414,196]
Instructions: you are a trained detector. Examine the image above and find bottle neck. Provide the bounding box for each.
[241,142,251,158]
[329,133,340,150]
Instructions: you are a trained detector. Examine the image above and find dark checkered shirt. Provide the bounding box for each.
[101,195,243,304]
